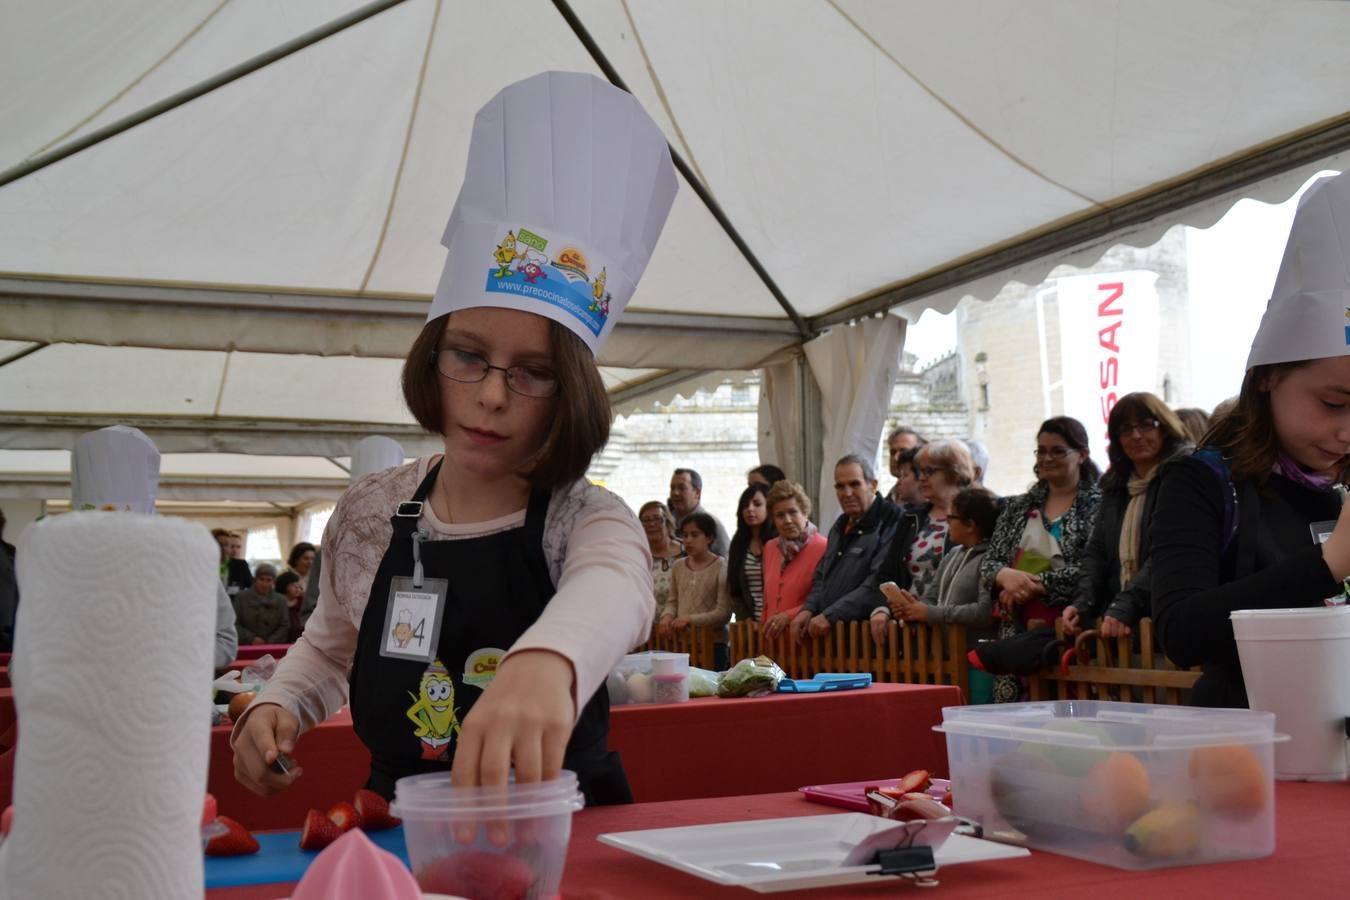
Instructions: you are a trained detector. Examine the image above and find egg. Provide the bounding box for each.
[227,691,257,721]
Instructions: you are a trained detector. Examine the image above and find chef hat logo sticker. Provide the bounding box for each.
[1246,170,1350,369]
[430,71,679,354]
[391,608,414,648]
[463,647,506,689]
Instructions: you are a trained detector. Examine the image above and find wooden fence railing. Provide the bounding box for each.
[636,617,1201,705]
[638,619,970,699]
[1026,618,1200,704]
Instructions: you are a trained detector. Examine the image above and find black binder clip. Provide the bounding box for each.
[867,846,939,886]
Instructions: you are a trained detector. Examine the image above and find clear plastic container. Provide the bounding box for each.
[935,700,1285,870]
[606,651,690,705]
[391,770,584,899]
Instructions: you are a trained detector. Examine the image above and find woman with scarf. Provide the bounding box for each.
[1063,394,1191,638]
[759,481,828,639]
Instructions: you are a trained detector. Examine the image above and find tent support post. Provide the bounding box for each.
[796,354,824,518]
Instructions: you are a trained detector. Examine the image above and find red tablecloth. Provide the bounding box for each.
[608,683,959,802]
[208,781,1350,899]
[206,683,958,828]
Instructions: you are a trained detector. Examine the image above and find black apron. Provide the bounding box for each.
[348,461,631,804]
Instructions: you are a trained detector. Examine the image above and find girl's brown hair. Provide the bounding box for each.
[401,313,610,489]
[1198,362,1350,485]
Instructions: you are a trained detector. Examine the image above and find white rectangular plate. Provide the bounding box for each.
[598,813,1029,893]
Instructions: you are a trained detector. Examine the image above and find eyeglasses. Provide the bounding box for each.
[917,466,943,478]
[1119,420,1160,438]
[639,516,665,527]
[432,348,558,398]
[1033,446,1078,460]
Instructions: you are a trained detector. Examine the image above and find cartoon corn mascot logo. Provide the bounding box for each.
[406,659,460,760]
[493,231,521,278]
[589,267,611,318]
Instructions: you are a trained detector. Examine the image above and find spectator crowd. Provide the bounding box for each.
[640,392,1222,702]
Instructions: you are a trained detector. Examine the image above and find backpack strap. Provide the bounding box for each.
[1191,447,1240,553]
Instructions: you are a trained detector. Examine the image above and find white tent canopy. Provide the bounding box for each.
[2,0,1350,500]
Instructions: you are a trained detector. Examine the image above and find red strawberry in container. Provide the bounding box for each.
[417,851,536,900]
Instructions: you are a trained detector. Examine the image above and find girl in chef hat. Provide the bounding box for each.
[1150,171,1350,708]
[232,71,677,802]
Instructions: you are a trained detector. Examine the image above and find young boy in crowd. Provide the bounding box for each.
[872,486,1001,645]
[658,511,733,669]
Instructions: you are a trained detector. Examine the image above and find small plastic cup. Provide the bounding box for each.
[392,770,584,898]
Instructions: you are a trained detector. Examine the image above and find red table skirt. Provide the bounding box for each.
[608,682,959,802]
[208,781,1350,898]
[206,682,958,830]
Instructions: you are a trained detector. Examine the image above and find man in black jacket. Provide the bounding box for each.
[213,528,254,598]
[790,454,901,638]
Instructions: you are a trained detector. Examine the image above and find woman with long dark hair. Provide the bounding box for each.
[726,483,777,623]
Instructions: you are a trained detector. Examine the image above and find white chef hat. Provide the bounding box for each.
[1246,171,1350,369]
[70,426,160,514]
[349,435,405,484]
[428,71,679,354]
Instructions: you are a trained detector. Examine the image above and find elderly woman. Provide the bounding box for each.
[233,562,289,646]
[979,417,1102,701]
[1064,395,1191,638]
[867,440,976,612]
[759,480,828,639]
[639,501,684,619]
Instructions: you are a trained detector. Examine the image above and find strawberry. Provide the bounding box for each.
[299,808,342,851]
[354,789,401,831]
[896,769,932,794]
[417,851,535,900]
[942,788,954,807]
[205,816,260,856]
[326,801,361,832]
[201,793,218,828]
[1,805,13,838]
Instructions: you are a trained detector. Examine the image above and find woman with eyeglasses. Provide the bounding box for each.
[726,483,778,624]
[1063,394,1191,639]
[231,73,674,806]
[639,501,684,621]
[978,417,1102,701]
[865,440,976,618]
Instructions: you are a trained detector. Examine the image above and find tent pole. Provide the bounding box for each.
[0,0,412,189]
[550,0,811,341]
[796,354,824,519]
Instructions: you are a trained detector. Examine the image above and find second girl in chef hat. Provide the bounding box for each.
[232,72,676,803]
[1150,171,1350,708]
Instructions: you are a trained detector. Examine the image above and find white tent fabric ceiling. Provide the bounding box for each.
[2,0,1350,500]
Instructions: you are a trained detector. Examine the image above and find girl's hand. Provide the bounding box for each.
[1322,491,1350,581]
[233,704,303,796]
[900,600,928,623]
[670,617,690,631]
[452,650,573,788]
[657,615,674,638]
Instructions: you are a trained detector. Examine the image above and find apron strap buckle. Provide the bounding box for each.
[396,501,424,519]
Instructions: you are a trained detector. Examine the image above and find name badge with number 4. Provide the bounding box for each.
[380,576,448,662]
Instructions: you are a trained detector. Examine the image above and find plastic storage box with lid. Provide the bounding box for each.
[606,651,690,705]
[935,700,1285,870]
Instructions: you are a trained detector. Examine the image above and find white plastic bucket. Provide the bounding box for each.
[1231,606,1350,781]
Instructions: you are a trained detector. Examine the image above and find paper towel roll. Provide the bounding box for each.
[0,513,218,900]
